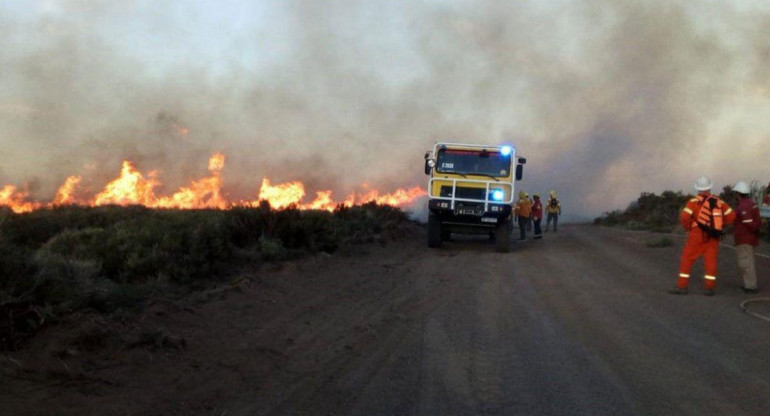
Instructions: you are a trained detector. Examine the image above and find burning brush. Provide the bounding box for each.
[0,153,426,213]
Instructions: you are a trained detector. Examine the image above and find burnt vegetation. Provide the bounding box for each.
[0,203,417,350]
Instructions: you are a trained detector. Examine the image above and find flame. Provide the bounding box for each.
[52,176,82,205]
[0,185,41,213]
[255,179,426,212]
[303,190,334,210]
[0,152,427,214]
[257,178,305,209]
[155,153,227,209]
[93,161,160,206]
[357,187,427,206]
[208,153,225,172]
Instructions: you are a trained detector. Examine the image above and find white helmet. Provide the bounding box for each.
[733,181,750,195]
[694,176,713,191]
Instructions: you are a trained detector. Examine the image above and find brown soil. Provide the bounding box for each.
[3,224,770,416]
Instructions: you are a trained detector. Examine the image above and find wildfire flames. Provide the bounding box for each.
[0,153,426,214]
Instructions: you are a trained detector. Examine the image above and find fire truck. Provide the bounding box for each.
[423,142,526,252]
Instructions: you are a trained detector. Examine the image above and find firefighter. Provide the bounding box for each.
[732,181,761,293]
[669,176,736,296]
[545,190,561,232]
[514,191,533,240]
[532,194,543,239]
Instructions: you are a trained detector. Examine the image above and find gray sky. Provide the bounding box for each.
[1,0,769,220]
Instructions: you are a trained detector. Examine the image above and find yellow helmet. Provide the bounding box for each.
[519,191,528,199]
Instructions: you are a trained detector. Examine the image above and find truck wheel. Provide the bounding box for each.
[441,227,451,241]
[495,218,511,253]
[428,213,442,248]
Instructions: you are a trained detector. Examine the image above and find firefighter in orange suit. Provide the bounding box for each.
[514,191,533,240]
[669,176,736,296]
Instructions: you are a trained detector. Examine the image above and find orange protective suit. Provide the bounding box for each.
[676,192,736,290]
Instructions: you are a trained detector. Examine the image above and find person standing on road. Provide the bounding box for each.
[545,190,561,232]
[526,194,534,232]
[532,194,543,239]
[514,191,533,240]
[670,176,736,296]
[733,181,761,293]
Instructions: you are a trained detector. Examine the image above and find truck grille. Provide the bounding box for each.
[440,186,486,200]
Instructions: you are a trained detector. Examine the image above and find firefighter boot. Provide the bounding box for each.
[668,287,689,295]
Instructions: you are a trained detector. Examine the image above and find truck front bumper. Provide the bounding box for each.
[428,199,512,225]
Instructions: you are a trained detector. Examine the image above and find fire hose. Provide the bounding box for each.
[714,244,770,323]
[740,298,770,323]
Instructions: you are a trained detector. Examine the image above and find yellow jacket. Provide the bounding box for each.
[546,196,561,214]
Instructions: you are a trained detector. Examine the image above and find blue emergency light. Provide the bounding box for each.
[500,146,512,156]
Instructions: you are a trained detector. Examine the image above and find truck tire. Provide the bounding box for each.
[495,218,511,252]
[428,213,442,248]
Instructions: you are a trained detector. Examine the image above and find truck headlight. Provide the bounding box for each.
[491,190,504,201]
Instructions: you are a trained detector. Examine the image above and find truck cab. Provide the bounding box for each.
[424,142,525,252]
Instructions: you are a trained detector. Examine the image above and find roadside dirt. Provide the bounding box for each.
[3,224,770,416]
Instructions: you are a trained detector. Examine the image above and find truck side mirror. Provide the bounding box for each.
[516,164,524,180]
[518,157,527,164]
[425,159,436,175]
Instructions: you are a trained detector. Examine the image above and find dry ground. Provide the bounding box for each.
[2,224,770,416]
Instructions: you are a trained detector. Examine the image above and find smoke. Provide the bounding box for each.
[1,0,769,220]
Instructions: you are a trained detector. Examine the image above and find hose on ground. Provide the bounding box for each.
[740,298,770,323]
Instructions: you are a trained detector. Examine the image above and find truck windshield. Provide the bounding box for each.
[435,149,511,177]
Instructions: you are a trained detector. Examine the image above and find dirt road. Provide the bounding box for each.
[3,224,770,416]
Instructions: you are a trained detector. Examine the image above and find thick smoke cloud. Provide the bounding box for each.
[1,0,769,220]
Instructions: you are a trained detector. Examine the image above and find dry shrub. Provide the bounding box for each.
[0,203,418,341]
